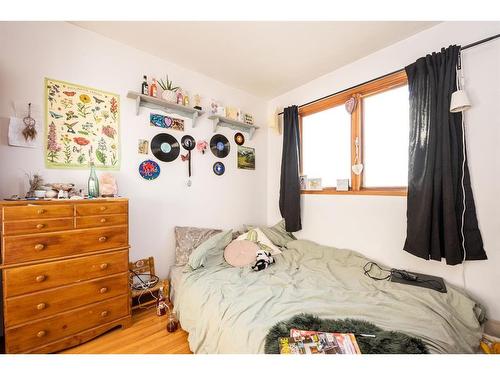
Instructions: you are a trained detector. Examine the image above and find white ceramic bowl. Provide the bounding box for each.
[34,190,46,198]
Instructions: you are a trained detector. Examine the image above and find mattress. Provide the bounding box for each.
[169,265,185,305]
[173,239,484,354]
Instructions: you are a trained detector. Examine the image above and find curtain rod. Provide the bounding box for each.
[278,33,500,116]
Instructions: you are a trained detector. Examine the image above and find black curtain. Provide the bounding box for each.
[404,45,486,265]
[279,105,302,232]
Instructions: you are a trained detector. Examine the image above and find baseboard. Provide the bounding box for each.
[484,319,500,340]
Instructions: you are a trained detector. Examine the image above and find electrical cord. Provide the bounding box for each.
[363,262,445,291]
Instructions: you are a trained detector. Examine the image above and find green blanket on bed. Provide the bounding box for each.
[174,239,483,354]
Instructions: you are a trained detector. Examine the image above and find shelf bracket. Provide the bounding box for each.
[192,111,199,127]
[248,127,256,140]
[135,96,141,115]
[212,118,220,133]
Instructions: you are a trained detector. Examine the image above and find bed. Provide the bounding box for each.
[171,238,484,354]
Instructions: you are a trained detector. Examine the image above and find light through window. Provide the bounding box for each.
[301,105,351,187]
[363,85,409,187]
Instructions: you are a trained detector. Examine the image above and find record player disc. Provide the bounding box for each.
[213,161,225,176]
[181,135,195,151]
[151,133,180,162]
[234,132,245,146]
[210,134,230,158]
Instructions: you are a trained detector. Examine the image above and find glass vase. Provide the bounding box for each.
[88,162,100,198]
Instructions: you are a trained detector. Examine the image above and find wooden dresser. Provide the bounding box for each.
[0,198,131,353]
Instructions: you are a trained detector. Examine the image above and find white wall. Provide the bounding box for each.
[267,21,500,320]
[0,22,268,279]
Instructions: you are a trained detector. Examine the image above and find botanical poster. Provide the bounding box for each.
[45,78,120,169]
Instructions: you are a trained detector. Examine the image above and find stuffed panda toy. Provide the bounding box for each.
[251,249,275,271]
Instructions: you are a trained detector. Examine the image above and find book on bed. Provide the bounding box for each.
[279,329,361,354]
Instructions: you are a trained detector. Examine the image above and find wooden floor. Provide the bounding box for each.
[62,308,193,354]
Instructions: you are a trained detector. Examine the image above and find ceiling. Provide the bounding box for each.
[72,21,439,99]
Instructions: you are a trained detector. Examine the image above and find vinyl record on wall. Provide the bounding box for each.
[151,133,180,162]
[234,132,245,146]
[210,134,230,158]
[181,135,196,151]
[213,161,225,176]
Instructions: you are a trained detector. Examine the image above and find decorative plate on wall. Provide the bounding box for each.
[139,159,160,180]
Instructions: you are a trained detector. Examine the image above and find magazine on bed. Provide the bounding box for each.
[279,329,361,354]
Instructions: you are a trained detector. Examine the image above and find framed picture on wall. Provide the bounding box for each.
[237,146,255,170]
[45,78,120,170]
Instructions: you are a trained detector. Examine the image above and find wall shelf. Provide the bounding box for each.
[208,115,259,139]
[127,91,205,126]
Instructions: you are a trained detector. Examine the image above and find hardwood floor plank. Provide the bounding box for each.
[62,308,192,354]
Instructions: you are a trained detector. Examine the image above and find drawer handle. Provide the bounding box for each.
[101,310,109,317]
[100,218,107,223]
[34,243,45,251]
[98,236,107,242]
[37,209,46,215]
[36,223,46,229]
[37,302,47,310]
[100,287,108,294]
[35,275,46,283]
[37,330,46,338]
[100,206,107,211]
[100,263,109,270]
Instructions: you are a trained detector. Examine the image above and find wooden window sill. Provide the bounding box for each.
[301,187,407,197]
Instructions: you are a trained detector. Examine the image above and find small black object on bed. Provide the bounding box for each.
[363,262,447,293]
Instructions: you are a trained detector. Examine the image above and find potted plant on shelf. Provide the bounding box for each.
[158,76,179,103]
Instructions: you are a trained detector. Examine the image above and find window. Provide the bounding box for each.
[299,70,408,196]
[363,86,409,187]
[302,105,351,187]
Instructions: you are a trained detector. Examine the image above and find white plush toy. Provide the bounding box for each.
[251,249,275,272]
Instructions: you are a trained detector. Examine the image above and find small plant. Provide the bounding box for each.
[158,75,179,92]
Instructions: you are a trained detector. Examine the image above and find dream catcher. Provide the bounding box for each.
[22,103,37,141]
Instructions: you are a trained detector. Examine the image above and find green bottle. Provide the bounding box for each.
[88,161,99,198]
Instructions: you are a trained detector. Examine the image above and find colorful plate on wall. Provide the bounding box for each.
[213,161,225,176]
[139,159,160,180]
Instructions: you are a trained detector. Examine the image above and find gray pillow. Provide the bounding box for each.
[187,230,233,270]
[174,226,222,266]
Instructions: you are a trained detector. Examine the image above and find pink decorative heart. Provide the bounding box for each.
[345,97,356,114]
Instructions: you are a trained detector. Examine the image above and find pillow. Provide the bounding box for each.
[174,226,221,266]
[246,220,296,248]
[260,220,297,248]
[187,230,233,270]
[236,228,282,255]
[224,240,260,267]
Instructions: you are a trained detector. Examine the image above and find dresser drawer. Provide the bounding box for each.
[3,204,73,221]
[76,214,128,229]
[4,272,129,327]
[5,295,129,353]
[3,217,74,236]
[76,202,127,216]
[2,250,129,298]
[2,226,128,265]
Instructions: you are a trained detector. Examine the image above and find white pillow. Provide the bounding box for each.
[236,228,282,255]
